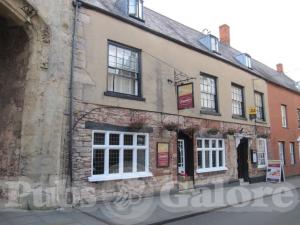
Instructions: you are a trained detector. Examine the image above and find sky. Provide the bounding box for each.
[144,0,300,81]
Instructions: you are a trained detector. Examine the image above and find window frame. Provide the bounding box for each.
[297,109,300,129]
[89,130,152,182]
[210,35,219,53]
[256,138,268,168]
[278,141,286,165]
[281,105,287,128]
[106,41,143,99]
[196,138,227,173]
[200,73,219,113]
[245,54,252,68]
[290,142,296,165]
[128,0,144,21]
[255,91,265,121]
[231,83,246,118]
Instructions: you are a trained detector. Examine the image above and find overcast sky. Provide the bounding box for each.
[144,0,300,81]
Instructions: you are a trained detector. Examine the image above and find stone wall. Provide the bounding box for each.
[0,25,29,177]
[72,102,270,202]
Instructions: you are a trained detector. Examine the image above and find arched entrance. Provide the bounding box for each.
[0,1,30,178]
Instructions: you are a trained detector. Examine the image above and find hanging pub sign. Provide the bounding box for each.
[248,107,257,120]
[177,83,194,110]
[157,142,169,168]
[266,160,285,183]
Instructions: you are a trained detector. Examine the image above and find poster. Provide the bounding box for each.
[157,142,169,168]
[177,83,194,110]
[266,160,285,183]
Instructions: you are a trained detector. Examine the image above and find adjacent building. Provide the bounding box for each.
[267,64,300,176]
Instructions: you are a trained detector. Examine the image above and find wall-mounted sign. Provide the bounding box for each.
[266,160,285,183]
[248,107,257,120]
[251,149,257,164]
[157,142,169,168]
[177,83,194,110]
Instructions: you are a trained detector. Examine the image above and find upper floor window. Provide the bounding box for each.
[231,84,245,117]
[200,74,218,112]
[281,105,287,128]
[199,35,219,53]
[107,42,141,97]
[297,109,300,129]
[128,0,144,20]
[235,53,252,69]
[255,92,265,121]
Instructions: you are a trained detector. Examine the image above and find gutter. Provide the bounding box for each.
[68,0,81,195]
[77,0,300,95]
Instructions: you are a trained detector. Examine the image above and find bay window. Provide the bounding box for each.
[89,131,151,182]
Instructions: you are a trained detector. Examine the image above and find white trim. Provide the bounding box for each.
[196,167,228,174]
[88,172,153,182]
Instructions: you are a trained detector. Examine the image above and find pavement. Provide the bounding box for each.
[0,176,300,225]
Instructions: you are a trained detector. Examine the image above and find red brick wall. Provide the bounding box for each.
[267,82,300,176]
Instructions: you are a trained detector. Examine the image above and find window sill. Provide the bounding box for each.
[104,91,145,101]
[200,110,221,117]
[255,120,267,124]
[257,165,267,169]
[196,167,228,174]
[88,172,153,182]
[232,115,247,121]
[129,15,145,23]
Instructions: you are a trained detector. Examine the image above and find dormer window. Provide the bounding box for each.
[199,35,219,53]
[235,53,252,69]
[129,0,144,20]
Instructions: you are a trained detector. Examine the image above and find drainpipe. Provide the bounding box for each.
[68,0,80,200]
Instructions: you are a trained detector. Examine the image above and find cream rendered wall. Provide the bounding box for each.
[79,8,270,127]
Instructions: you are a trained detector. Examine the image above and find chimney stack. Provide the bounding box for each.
[276,63,284,74]
[219,24,230,46]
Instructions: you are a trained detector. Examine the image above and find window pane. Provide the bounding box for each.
[94,133,105,145]
[212,140,216,148]
[198,151,203,168]
[219,151,223,167]
[137,135,146,146]
[205,140,209,148]
[124,149,133,173]
[205,151,210,168]
[109,150,119,174]
[197,139,202,148]
[218,140,223,148]
[212,151,217,167]
[109,134,120,145]
[93,149,105,175]
[137,149,146,172]
[124,134,133,145]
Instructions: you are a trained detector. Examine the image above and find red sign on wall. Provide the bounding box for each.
[157,142,169,168]
[177,83,194,110]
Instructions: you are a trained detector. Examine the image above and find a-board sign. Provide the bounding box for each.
[266,160,285,183]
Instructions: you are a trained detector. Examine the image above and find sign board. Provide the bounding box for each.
[177,83,194,110]
[248,107,257,120]
[157,142,169,168]
[266,160,285,183]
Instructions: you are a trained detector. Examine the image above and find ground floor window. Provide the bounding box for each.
[196,138,227,173]
[278,142,285,165]
[89,131,151,182]
[290,143,295,165]
[257,138,268,168]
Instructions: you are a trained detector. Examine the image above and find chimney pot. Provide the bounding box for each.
[219,24,230,46]
[276,63,284,74]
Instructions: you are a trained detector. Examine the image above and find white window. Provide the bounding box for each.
[210,36,219,52]
[196,138,227,173]
[89,131,151,182]
[278,142,285,165]
[281,105,287,128]
[108,42,140,96]
[245,54,252,68]
[232,85,244,116]
[257,138,268,168]
[290,143,295,165]
[255,92,265,121]
[200,75,218,112]
[128,0,144,19]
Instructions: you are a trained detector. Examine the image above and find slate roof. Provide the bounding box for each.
[80,0,300,94]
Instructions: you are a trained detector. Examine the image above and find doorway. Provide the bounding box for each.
[237,138,249,181]
[177,131,194,178]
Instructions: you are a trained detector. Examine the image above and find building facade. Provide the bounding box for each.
[0,0,73,208]
[71,0,271,202]
[267,65,300,177]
